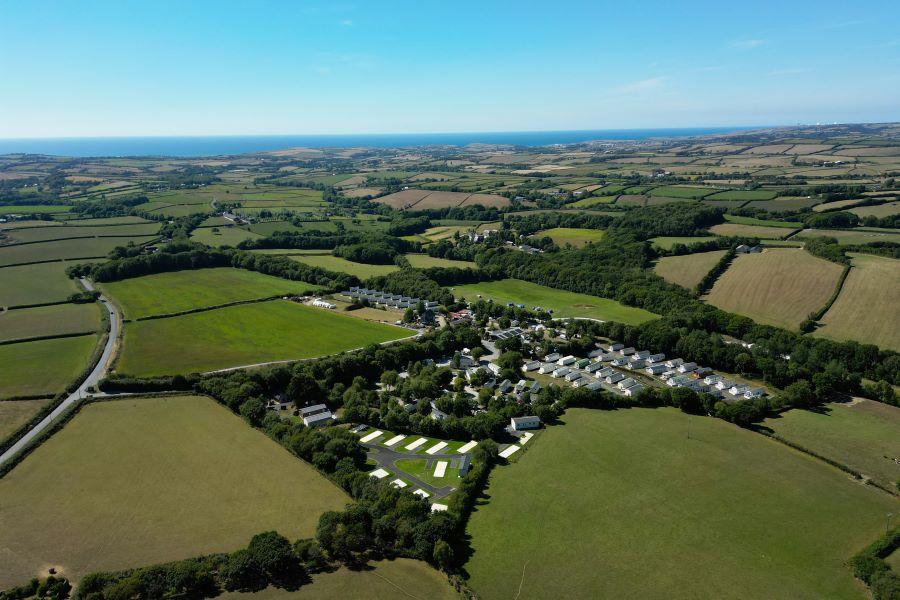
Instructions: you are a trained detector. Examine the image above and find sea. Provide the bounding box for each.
[0,127,759,158]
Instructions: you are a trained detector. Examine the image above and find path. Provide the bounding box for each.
[0,278,121,466]
[363,441,461,497]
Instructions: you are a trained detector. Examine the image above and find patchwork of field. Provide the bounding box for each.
[0,302,101,342]
[647,185,715,199]
[404,253,477,269]
[100,267,324,319]
[0,261,88,306]
[797,228,900,245]
[708,223,797,239]
[762,400,900,489]
[190,225,261,246]
[705,189,778,201]
[3,222,161,244]
[464,408,897,600]
[219,559,458,600]
[848,201,900,218]
[452,278,658,325]
[816,254,900,351]
[288,254,400,278]
[116,300,411,376]
[0,236,157,266]
[0,398,51,441]
[705,249,844,329]
[375,189,509,210]
[654,250,727,289]
[0,334,99,399]
[534,227,605,247]
[0,395,349,586]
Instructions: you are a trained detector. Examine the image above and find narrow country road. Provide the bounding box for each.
[0,278,121,466]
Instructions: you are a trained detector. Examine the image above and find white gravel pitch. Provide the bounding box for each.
[384,434,406,447]
[457,440,478,453]
[405,437,428,451]
[433,460,448,477]
[425,441,448,455]
[499,445,520,459]
[360,430,383,443]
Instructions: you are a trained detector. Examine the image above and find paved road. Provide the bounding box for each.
[363,441,463,497]
[0,279,120,466]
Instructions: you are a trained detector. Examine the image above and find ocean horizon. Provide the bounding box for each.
[0,126,762,158]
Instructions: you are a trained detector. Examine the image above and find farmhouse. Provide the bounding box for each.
[511,416,541,431]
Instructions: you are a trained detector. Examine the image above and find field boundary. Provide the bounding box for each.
[4,299,79,310]
[126,294,304,322]
[0,234,160,248]
[0,330,97,346]
[694,248,736,295]
[809,263,853,323]
[0,256,108,269]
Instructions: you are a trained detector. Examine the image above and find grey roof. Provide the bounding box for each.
[299,403,329,416]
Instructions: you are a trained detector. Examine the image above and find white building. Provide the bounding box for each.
[565,371,582,382]
[622,383,644,397]
[617,378,638,390]
[511,416,541,431]
[552,367,571,378]
[744,387,765,399]
[522,361,541,372]
[729,384,750,395]
[311,298,336,309]
[677,362,698,373]
[646,363,667,375]
[539,362,556,374]
[557,355,576,366]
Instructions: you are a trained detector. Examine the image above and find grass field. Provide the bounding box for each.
[451,278,658,325]
[0,205,71,215]
[705,189,778,201]
[0,236,157,266]
[219,559,458,600]
[288,254,400,278]
[5,222,161,244]
[533,227,605,247]
[816,254,900,351]
[0,398,51,441]
[709,222,797,239]
[705,249,844,329]
[116,300,410,376]
[190,226,261,247]
[0,334,98,398]
[464,408,897,600]
[0,261,88,306]
[0,302,101,342]
[649,236,718,250]
[848,201,900,218]
[654,250,727,289]
[647,185,715,199]
[100,268,324,319]
[0,395,349,586]
[394,458,461,488]
[404,253,477,269]
[723,214,803,228]
[762,400,900,489]
[797,228,900,245]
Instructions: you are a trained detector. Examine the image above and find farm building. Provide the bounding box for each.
[735,244,762,253]
[511,416,541,431]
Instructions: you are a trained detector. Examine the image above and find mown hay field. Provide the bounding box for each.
[0,334,99,399]
[815,254,900,351]
[100,268,325,319]
[848,201,900,218]
[797,228,900,245]
[708,222,797,239]
[0,236,158,266]
[705,189,778,201]
[404,253,476,269]
[0,302,101,342]
[464,408,897,600]
[288,254,399,278]
[4,222,161,244]
[452,278,658,325]
[0,261,89,306]
[534,227,605,247]
[654,250,727,289]
[0,398,51,441]
[0,395,349,587]
[116,300,410,376]
[705,249,844,329]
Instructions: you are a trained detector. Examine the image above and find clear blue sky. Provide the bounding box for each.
[1,0,898,137]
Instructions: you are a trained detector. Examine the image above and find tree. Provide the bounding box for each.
[403,308,416,323]
[433,540,454,571]
[221,549,266,592]
[240,397,267,426]
[288,371,323,406]
[247,531,303,588]
[380,370,398,390]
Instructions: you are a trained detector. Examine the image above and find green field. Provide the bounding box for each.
[190,226,261,247]
[533,227,606,247]
[0,205,71,215]
[0,261,89,306]
[762,400,900,489]
[0,398,51,441]
[288,254,400,278]
[395,457,460,487]
[0,302,101,342]
[405,253,477,269]
[0,236,157,266]
[0,395,349,586]
[465,408,897,600]
[648,185,715,199]
[101,267,323,319]
[116,300,411,376]
[705,189,778,201]
[654,250,727,289]
[709,222,797,239]
[797,228,900,245]
[452,278,658,325]
[0,334,99,398]
[723,214,803,228]
[649,236,718,250]
[5,222,161,244]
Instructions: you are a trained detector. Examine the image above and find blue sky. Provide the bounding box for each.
[1,0,898,137]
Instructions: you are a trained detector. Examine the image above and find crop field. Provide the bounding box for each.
[4,222,161,244]
[708,223,798,239]
[0,398,51,441]
[705,249,844,329]
[404,253,477,269]
[534,227,605,247]
[649,236,718,250]
[116,300,410,376]
[615,194,647,206]
[0,302,101,342]
[705,189,778,201]
[451,278,658,325]
[0,236,157,266]
[814,199,865,212]
[654,250,727,289]
[464,408,897,600]
[0,261,88,306]
[219,559,458,600]
[288,254,400,278]
[100,268,324,319]
[0,395,349,586]
[762,400,900,489]
[189,225,261,246]
[0,334,98,399]
[797,228,900,245]
[816,254,900,351]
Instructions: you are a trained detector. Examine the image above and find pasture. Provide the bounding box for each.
[708,222,797,239]
[705,189,778,201]
[816,254,900,351]
[0,302,101,342]
[0,334,98,399]
[705,249,844,329]
[762,400,900,489]
[647,185,714,199]
[288,254,399,278]
[0,205,70,215]
[723,214,802,228]
[797,228,900,245]
[649,236,717,250]
[533,227,605,247]
[4,222,161,244]
[0,261,88,306]
[0,398,51,441]
[745,197,822,211]
[404,253,477,269]
[0,395,349,586]
[848,201,900,218]
[451,278,658,325]
[464,408,897,600]
[100,267,324,319]
[375,189,509,210]
[116,300,410,376]
[190,226,261,247]
[0,236,157,266]
[654,250,727,289]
